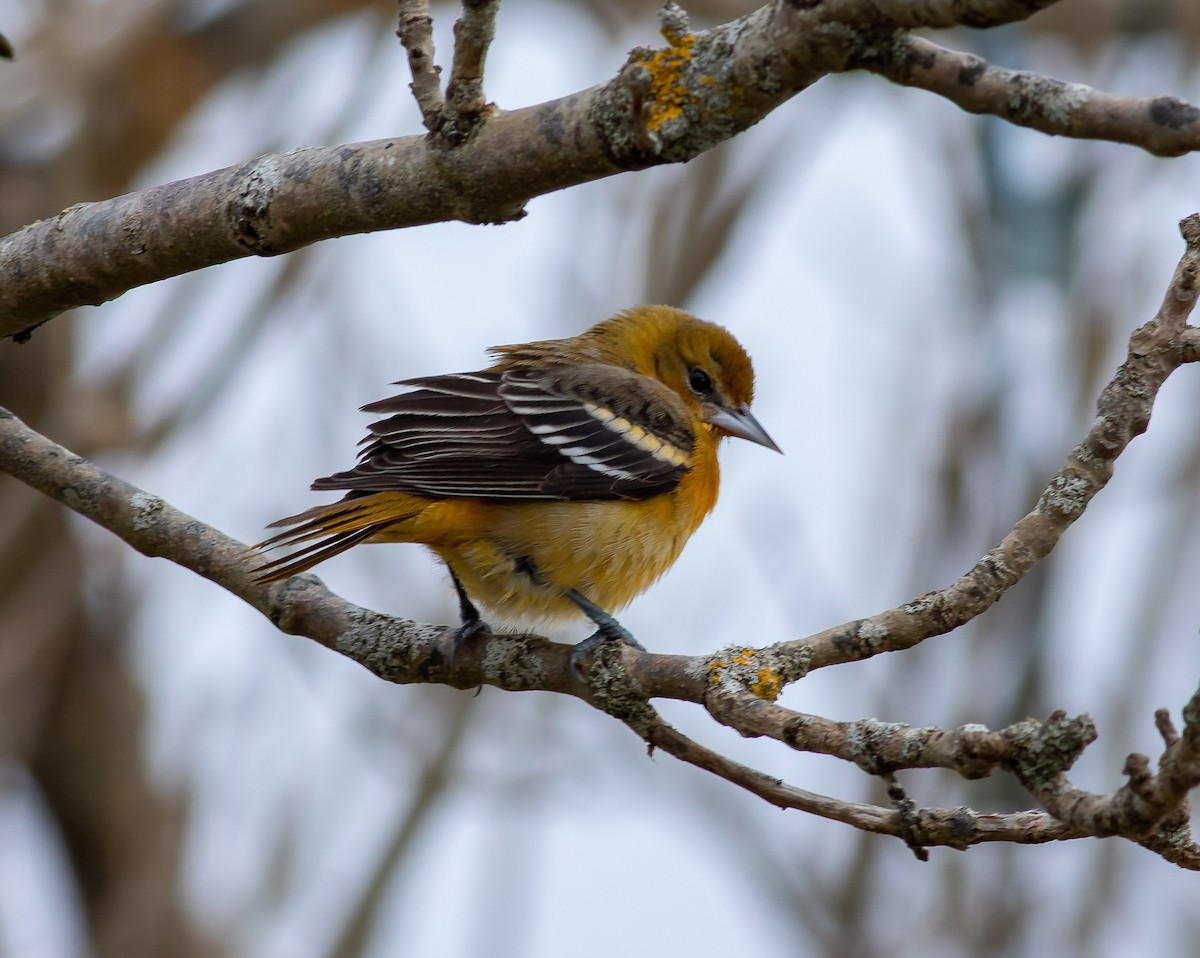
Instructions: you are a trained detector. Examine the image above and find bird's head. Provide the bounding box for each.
[619,306,782,453]
[495,305,782,454]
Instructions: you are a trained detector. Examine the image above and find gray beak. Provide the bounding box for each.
[704,403,782,453]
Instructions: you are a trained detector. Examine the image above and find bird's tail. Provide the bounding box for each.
[250,492,424,584]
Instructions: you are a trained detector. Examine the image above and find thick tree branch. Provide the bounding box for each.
[9,0,1200,340]
[0,0,835,341]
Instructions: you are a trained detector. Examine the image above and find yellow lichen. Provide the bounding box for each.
[752,668,781,702]
[632,33,696,133]
[708,649,777,695]
[626,27,746,142]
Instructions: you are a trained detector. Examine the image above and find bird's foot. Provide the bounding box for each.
[447,565,491,652]
[563,589,646,677]
[444,613,493,693]
[451,613,491,644]
[569,621,646,678]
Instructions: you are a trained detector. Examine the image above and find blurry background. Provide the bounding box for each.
[2,1,1200,955]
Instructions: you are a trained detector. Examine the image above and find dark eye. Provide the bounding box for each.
[688,367,712,394]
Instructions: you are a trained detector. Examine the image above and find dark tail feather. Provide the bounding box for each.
[249,496,409,584]
[251,526,387,584]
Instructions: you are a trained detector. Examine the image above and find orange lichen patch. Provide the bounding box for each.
[627,28,747,143]
[707,649,778,698]
[631,33,698,133]
[752,668,782,702]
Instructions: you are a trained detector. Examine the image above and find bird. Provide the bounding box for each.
[252,305,780,671]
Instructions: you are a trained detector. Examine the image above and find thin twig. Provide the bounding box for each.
[645,722,1082,849]
[858,34,1200,158]
[443,0,499,136]
[397,0,445,133]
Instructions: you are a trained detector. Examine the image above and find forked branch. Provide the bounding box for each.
[397,0,499,142]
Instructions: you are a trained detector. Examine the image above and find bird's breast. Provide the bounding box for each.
[434,447,720,623]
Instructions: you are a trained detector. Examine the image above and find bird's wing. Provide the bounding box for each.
[310,365,696,501]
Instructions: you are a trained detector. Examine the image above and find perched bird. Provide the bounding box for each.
[253,305,779,669]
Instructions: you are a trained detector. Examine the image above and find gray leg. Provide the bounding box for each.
[449,566,488,641]
[565,589,645,674]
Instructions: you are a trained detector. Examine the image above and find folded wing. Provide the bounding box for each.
[311,364,696,501]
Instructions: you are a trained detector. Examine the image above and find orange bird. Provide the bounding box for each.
[254,305,780,669]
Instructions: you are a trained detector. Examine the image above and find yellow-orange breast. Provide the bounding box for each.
[371,433,722,624]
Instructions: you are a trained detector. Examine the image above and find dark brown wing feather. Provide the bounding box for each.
[311,365,695,501]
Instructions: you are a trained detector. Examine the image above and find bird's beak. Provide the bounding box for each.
[704,403,782,453]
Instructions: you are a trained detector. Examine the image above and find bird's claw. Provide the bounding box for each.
[444,615,493,684]
[451,615,491,643]
[569,623,645,677]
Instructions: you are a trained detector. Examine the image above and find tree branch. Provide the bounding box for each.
[10,0,1200,340]
[6,0,1200,861]
[858,34,1200,158]
[4,217,1200,863]
[746,214,1200,689]
[644,721,1083,849]
[0,404,1187,861]
[860,0,1065,29]
[443,0,499,139]
[396,0,446,134]
[0,0,834,341]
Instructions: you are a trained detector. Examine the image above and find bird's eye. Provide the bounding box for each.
[688,367,713,394]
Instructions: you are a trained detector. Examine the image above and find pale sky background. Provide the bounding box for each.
[4,2,1200,956]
